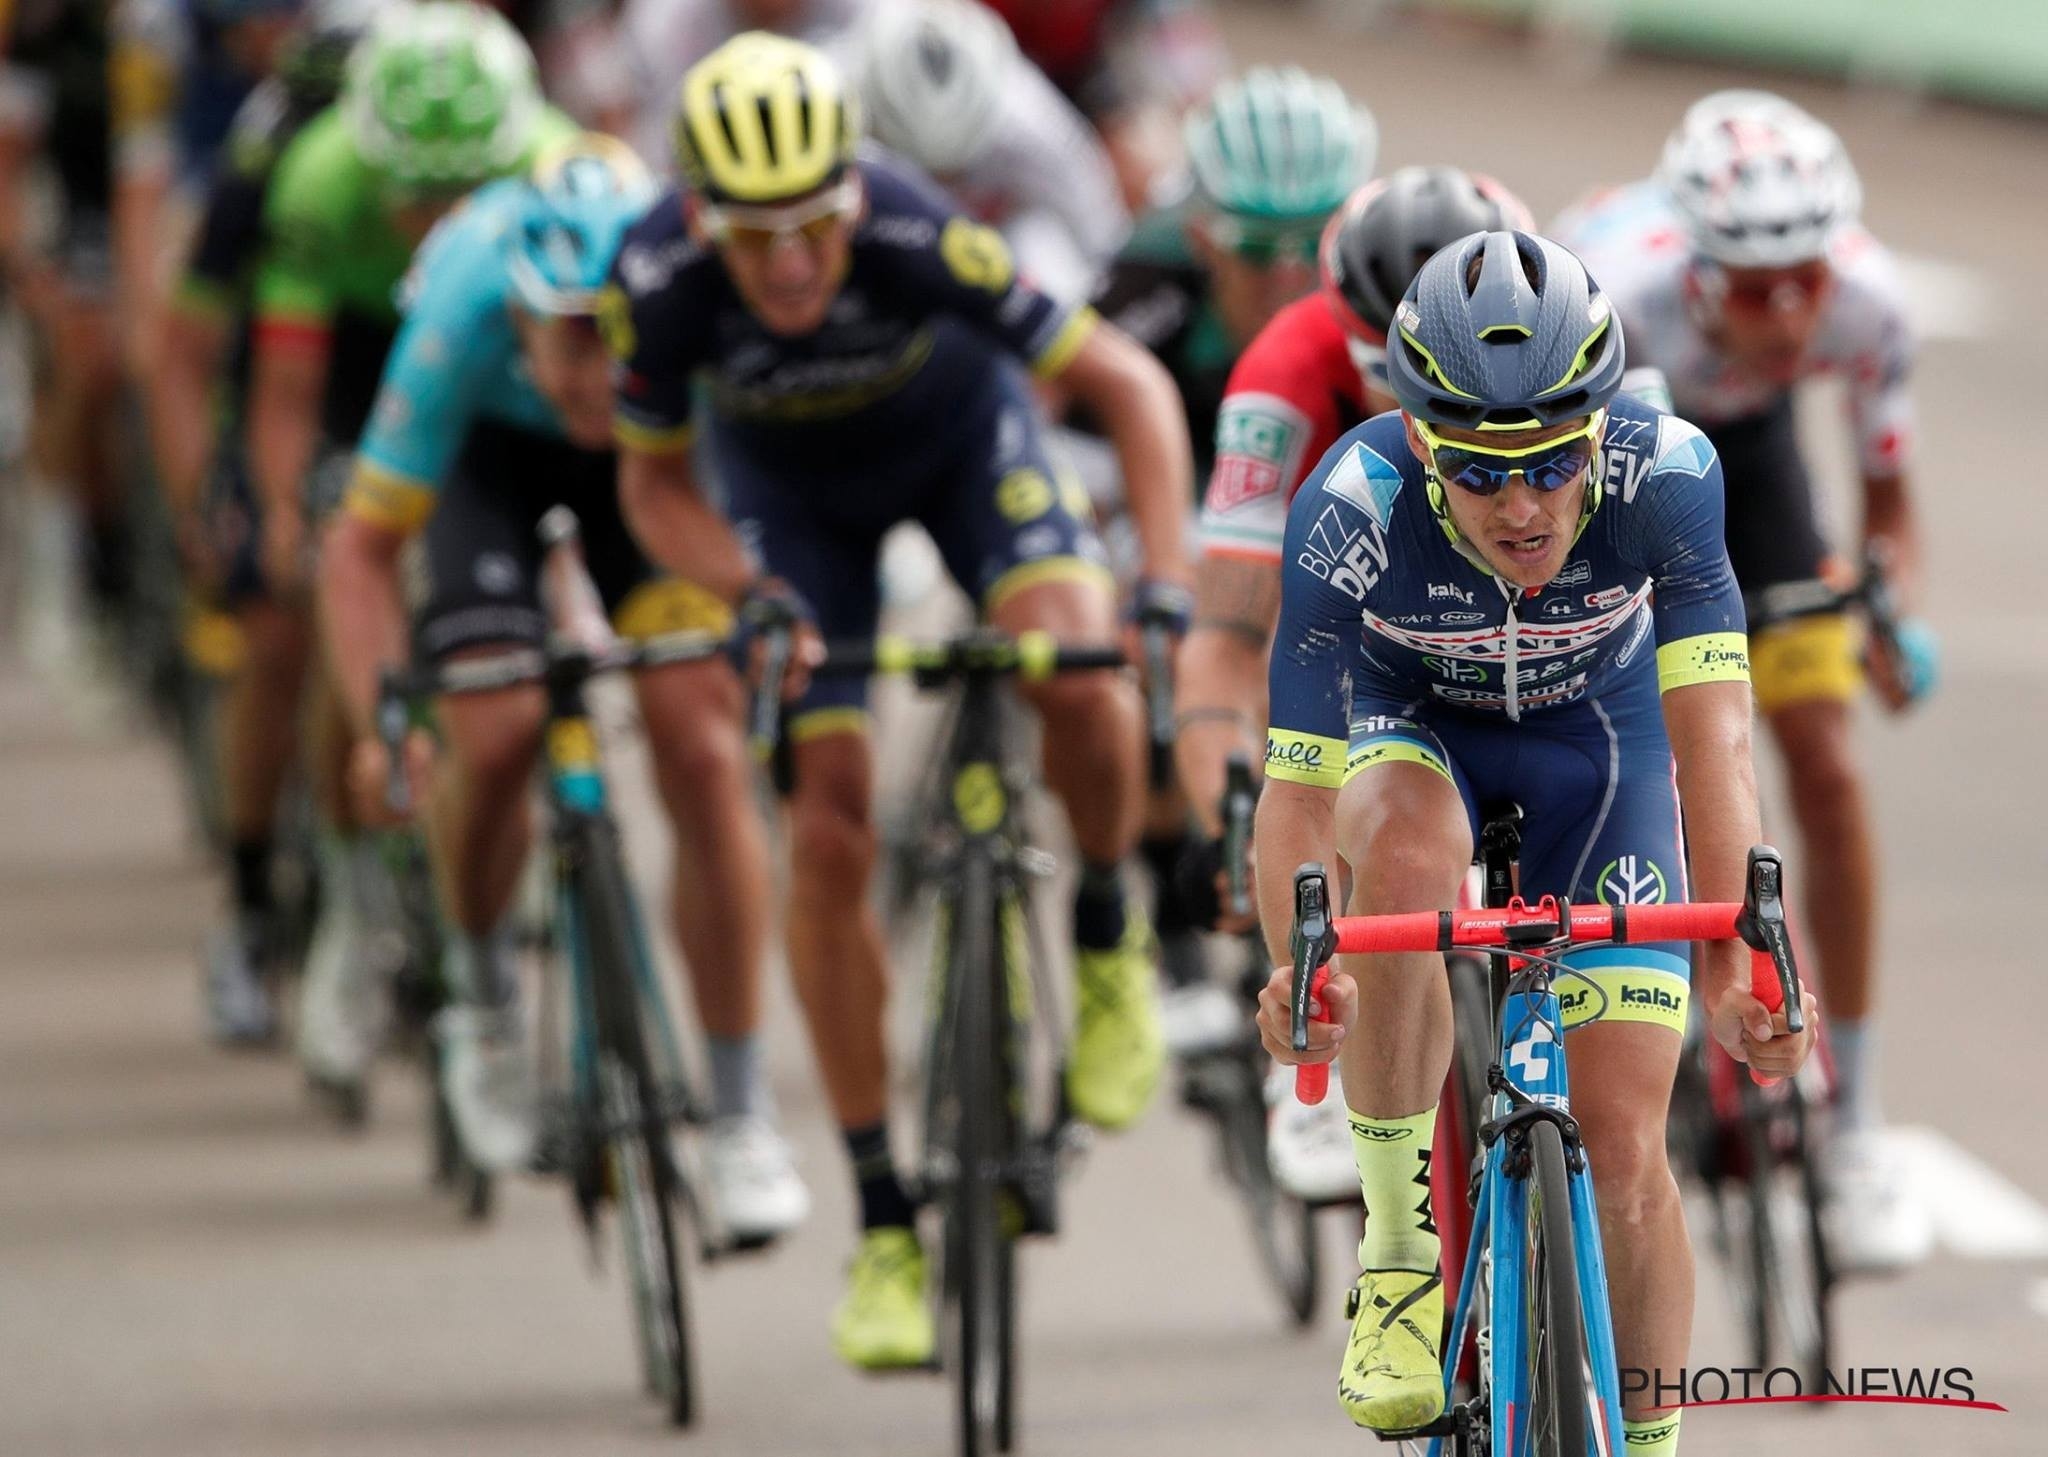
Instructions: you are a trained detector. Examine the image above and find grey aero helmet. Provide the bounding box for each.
[1385,230,1625,431]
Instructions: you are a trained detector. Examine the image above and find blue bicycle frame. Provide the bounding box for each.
[541,709,690,1106]
[1432,973,1625,1457]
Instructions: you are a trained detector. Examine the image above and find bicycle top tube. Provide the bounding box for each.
[813,629,1125,683]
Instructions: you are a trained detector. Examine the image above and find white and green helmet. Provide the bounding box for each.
[344,0,542,189]
[1183,67,1376,224]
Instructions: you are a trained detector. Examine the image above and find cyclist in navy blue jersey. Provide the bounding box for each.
[1250,231,1816,1456]
[604,33,1195,1371]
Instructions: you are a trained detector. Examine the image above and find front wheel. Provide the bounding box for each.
[935,854,1019,1457]
[1737,1078,1834,1387]
[574,820,696,1427]
[601,1052,693,1426]
[1522,1119,1595,1457]
[1215,1052,1318,1326]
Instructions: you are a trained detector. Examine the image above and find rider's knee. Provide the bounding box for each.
[646,708,748,813]
[442,697,545,792]
[1575,1097,1674,1227]
[1021,661,1131,736]
[1337,775,1469,909]
[789,785,876,888]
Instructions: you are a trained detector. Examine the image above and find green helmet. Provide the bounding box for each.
[1184,67,1376,224]
[344,0,543,190]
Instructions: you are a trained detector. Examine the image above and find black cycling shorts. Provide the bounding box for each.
[1703,397,1831,601]
[411,422,724,663]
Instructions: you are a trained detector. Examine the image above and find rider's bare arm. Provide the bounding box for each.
[1252,778,1336,973]
[1174,552,1279,833]
[318,507,411,738]
[1664,677,1815,1076]
[1048,321,1194,589]
[617,444,757,604]
[245,331,330,549]
[149,303,230,518]
[1862,470,1923,603]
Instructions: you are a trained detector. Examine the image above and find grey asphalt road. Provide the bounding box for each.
[5,6,2047,1455]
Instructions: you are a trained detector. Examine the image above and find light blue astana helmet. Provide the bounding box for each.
[504,132,657,316]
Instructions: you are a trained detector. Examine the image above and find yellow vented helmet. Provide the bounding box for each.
[673,31,861,204]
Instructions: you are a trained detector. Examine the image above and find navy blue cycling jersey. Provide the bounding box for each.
[604,150,1099,494]
[1265,394,1750,788]
[113,0,267,187]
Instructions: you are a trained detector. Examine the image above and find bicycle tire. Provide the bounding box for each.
[1448,955,1495,1155]
[1522,1119,1595,1457]
[1738,1079,1834,1387]
[1216,1050,1318,1326]
[938,851,1017,1457]
[574,820,696,1428]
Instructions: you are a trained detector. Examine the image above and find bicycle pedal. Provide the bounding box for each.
[1302,1188,1363,1212]
[1374,1412,1461,1442]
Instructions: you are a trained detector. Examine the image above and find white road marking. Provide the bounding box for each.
[1893,254,1995,341]
[1890,1125,2048,1260]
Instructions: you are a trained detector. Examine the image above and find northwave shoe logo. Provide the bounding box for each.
[1623,1366,2004,1412]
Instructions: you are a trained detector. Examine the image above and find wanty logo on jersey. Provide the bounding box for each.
[1598,856,1667,906]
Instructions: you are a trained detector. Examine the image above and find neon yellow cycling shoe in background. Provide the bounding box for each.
[832,1226,935,1371]
[1339,1268,1446,1432]
[1066,909,1165,1131]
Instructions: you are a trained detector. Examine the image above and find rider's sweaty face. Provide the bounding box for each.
[1411,417,1592,590]
[1698,259,1833,385]
[224,14,295,74]
[515,312,614,450]
[708,206,854,338]
[389,192,464,247]
[1197,225,1318,351]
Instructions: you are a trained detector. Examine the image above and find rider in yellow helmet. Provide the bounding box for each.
[608,32,1199,1371]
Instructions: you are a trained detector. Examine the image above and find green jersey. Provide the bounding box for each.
[1092,204,1237,478]
[254,101,577,333]
[248,101,575,443]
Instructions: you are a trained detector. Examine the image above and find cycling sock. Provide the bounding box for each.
[445,924,517,1008]
[229,837,274,919]
[1140,833,1194,931]
[844,1122,917,1231]
[1072,859,1128,952]
[1622,1410,1681,1455]
[706,1033,763,1122]
[1352,1104,1441,1274]
[82,514,133,613]
[1828,1017,1878,1133]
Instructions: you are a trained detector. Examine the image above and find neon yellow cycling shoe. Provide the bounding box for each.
[1338,1269,1446,1432]
[1065,910,1165,1132]
[831,1226,935,1371]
